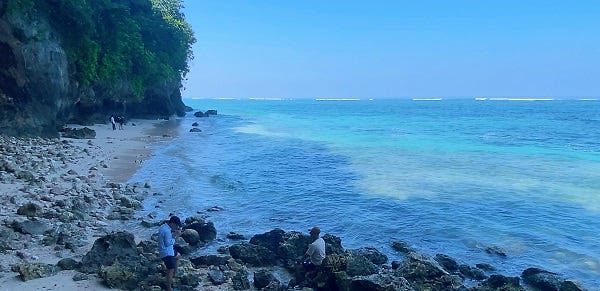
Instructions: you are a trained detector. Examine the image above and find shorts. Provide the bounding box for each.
[302,260,316,271]
[162,256,177,270]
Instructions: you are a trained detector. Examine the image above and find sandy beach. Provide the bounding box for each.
[0,119,178,290]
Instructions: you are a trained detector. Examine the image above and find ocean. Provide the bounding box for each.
[130,98,600,288]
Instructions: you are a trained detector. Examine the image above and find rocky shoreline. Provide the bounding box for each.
[0,128,589,290]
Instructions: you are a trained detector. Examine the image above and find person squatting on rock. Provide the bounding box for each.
[159,215,183,291]
[295,226,326,284]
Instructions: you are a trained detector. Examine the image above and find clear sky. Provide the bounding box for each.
[180,0,599,99]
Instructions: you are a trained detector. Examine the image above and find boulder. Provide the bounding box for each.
[521,268,582,291]
[396,252,462,290]
[250,228,286,253]
[15,263,57,281]
[189,128,202,132]
[208,268,227,285]
[323,233,345,255]
[99,261,138,290]
[227,232,246,240]
[254,269,276,289]
[194,111,207,117]
[345,251,379,277]
[17,202,43,217]
[485,245,507,257]
[472,274,523,290]
[352,247,388,265]
[79,232,139,273]
[56,258,81,270]
[231,269,251,290]
[192,122,199,126]
[181,228,201,245]
[350,273,413,291]
[205,109,218,115]
[229,242,277,266]
[185,221,217,242]
[11,219,50,235]
[391,240,415,254]
[459,264,486,280]
[434,254,459,272]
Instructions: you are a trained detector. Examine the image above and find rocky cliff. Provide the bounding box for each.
[0,0,194,137]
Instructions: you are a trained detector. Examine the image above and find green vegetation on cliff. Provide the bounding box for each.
[7,0,195,104]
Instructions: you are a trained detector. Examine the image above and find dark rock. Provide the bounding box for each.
[56,258,80,270]
[262,281,287,291]
[227,232,246,240]
[346,251,379,277]
[278,231,312,268]
[190,255,231,267]
[458,264,486,280]
[205,109,218,115]
[191,122,199,126]
[72,272,90,281]
[194,111,207,117]
[229,242,277,266]
[11,219,50,235]
[99,261,138,290]
[79,232,139,273]
[473,274,523,290]
[15,263,57,281]
[250,228,285,253]
[185,106,194,112]
[352,247,388,265]
[391,261,401,270]
[0,226,19,252]
[62,127,96,139]
[208,269,227,285]
[189,128,201,132]
[396,252,462,290]
[231,269,251,290]
[521,267,568,291]
[185,221,216,242]
[392,240,415,254]
[485,245,507,257]
[435,254,459,272]
[181,229,201,245]
[17,202,43,217]
[350,273,413,291]
[323,233,345,255]
[254,269,276,289]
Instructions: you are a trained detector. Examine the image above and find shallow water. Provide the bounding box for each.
[130,98,600,288]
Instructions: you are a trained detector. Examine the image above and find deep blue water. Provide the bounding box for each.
[131,98,600,288]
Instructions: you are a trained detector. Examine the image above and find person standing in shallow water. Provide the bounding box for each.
[159,216,182,291]
[294,226,326,285]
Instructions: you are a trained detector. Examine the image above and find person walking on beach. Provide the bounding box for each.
[110,115,116,131]
[159,215,183,291]
[117,116,124,130]
[294,226,326,285]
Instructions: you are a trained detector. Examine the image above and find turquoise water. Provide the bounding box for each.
[131,98,600,288]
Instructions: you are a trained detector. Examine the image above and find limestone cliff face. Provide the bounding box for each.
[0,2,187,137]
[0,6,71,136]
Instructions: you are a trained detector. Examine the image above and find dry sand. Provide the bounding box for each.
[0,119,179,290]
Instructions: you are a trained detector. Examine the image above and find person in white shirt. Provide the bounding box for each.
[158,216,182,291]
[294,226,326,285]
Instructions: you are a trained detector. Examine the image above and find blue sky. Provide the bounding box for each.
[181,1,599,99]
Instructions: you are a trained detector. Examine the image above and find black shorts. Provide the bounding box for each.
[162,256,177,270]
[302,260,316,271]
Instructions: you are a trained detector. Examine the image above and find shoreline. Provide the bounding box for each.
[0,119,178,290]
[0,116,589,290]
